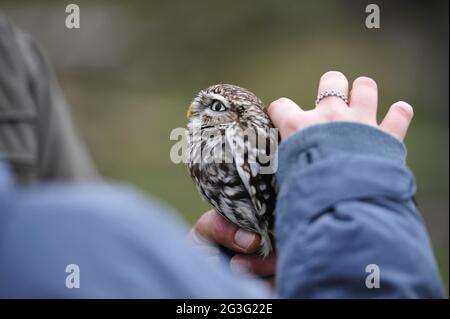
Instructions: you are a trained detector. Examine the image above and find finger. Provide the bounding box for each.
[192,209,261,254]
[230,254,277,277]
[267,97,304,140]
[349,76,378,124]
[380,101,414,141]
[316,71,349,108]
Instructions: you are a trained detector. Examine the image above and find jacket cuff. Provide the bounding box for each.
[276,122,407,186]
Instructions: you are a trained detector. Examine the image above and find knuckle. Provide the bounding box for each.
[212,213,234,244]
[269,97,292,109]
[283,114,302,131]
[212,221,227,243]
[195,211,214,234]
[323,104,349,121]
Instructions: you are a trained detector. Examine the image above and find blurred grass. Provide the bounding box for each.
[3,0,448,293]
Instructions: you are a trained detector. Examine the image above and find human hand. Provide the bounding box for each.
[189,209,276,284]
[268,71,414,141]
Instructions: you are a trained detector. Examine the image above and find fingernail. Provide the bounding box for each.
[230,258,250,274]
[234,229,256,250]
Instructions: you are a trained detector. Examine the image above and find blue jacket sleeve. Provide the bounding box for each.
[0,166,271,298]
[275,122,445,298]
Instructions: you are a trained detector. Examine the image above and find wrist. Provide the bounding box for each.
[276,122,407,186]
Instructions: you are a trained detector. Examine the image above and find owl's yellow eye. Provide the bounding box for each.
[210,100,227,112]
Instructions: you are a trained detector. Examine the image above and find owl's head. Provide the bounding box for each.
[187,84,265,128]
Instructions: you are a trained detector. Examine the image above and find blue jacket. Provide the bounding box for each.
[0,122,445,298]
[275,122,444,298]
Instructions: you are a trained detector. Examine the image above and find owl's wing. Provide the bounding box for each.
[225,123,277,217]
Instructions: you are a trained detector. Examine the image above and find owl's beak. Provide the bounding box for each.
[186,103,193,119]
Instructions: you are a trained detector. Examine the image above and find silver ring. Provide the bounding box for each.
[315,89,349,105]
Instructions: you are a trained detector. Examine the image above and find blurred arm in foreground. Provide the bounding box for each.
[0,13,96,183]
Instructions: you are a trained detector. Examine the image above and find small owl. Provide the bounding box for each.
[186,84,278,257]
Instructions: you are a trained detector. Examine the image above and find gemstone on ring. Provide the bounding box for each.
[316,89,349,105]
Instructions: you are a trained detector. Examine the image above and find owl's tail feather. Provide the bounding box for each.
[258,231,273,257]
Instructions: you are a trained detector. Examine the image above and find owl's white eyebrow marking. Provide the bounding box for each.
[206,93,230,108]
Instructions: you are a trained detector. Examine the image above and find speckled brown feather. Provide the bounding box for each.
[187,84,277,256]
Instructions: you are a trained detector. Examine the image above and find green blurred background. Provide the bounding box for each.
[2,0,448,292]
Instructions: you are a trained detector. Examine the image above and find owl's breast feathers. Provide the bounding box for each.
[187,121,277,255]
[186,84,277,256]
